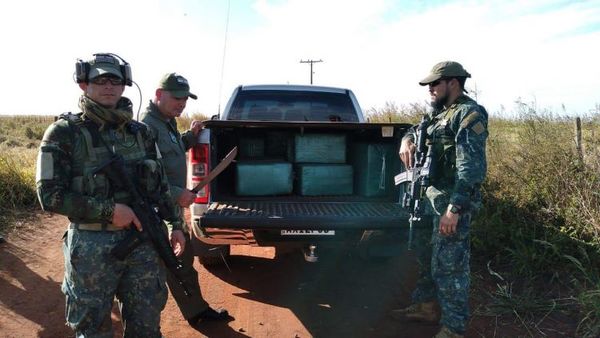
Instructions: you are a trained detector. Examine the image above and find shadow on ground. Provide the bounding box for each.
[205,247,439,338]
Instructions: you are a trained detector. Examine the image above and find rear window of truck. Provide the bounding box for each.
[227,90,359,122]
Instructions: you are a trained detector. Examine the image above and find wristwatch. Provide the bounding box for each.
[448,204,462,215]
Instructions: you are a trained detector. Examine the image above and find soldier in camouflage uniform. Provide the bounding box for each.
[140,72,229,327]
[392,61,488,338]
[36,53,186,338]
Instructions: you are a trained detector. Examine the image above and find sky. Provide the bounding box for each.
[1,0,599,118]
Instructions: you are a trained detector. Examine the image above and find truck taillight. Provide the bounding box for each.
[190,144,209,204]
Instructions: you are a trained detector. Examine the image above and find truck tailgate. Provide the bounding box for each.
[200,201,409,230]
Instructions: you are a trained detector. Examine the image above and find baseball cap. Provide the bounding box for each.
[419,61,471,86]
[159,73,197,100]
[87,54,124,80]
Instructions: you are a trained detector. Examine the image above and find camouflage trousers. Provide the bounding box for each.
[62,228,168,338]
[411,212,471,335]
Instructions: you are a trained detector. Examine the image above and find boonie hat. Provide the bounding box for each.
[88,54,124,80]
[159,73,197,100]
[419,61,471,86]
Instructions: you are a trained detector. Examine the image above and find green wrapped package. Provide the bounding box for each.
[292,133,346,163]
[236,161,293,196]
[350,142,398,197]
[265,131,291,158]
[239,136,265,158]
[296,164,353,196]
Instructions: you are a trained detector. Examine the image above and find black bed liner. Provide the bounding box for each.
[200,201,409,230]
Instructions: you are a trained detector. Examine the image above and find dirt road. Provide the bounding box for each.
[0,212,437,338]
[2,212,572,337]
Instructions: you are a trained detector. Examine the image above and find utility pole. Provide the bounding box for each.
[300,59,323,84]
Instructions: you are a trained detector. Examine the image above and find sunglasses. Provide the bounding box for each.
[429,79,445,87]
[91,77,124,86]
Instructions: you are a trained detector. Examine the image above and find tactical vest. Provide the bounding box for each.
[60,113,157,208]
[426,107,459,187]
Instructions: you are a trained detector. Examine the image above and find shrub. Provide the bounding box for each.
[176,113,210,132]
[0,154,37,213]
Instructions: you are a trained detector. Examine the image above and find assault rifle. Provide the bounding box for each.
[94,155,191,296]
[394,115,433,249]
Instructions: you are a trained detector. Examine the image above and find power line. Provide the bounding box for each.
[300,59,323,85]
[217,0,231,118]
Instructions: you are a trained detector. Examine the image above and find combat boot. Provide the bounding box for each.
[389,301,439,322]
[433,326,464,338]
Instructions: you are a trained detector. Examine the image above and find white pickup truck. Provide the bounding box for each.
[187,84,411,263]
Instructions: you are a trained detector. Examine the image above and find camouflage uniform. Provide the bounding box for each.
[405,94,488,335]
[140,99,211,320]
[37,93,182,336]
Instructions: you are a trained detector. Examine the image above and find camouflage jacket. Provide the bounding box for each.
[404,95,488,214]
[36,112,183,231]
[139,101,198,203]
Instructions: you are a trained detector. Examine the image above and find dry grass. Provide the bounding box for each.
[0,116,50,229]
[176,113,210,131]
[2,104,600,335]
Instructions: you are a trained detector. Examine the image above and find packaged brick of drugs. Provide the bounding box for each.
[350,142,399,197]
[236,161,293,196]
[296,163,353,196]
[239,136,265,159]
[292,133,346,163]
[265,131,291,159]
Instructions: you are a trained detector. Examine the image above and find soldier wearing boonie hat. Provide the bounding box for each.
[140,72,230,327]
[393,61,489,338]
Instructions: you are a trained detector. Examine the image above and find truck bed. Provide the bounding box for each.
[198,120,412,231]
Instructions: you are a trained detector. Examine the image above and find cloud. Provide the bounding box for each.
[0,0,598,117]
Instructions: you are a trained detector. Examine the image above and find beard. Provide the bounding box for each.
[430,92,449,111]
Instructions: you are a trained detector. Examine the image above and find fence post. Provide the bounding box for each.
[575,117,583,164]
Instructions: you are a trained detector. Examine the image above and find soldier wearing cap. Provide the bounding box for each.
[140,72,229,327]
[36,54,186,337]
[392,61,488,338]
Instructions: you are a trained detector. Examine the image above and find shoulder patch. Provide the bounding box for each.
[471,121,486,135]
[36,151,54,181]
[460,111,483,129]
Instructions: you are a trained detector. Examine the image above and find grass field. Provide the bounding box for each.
[1,106,599,336]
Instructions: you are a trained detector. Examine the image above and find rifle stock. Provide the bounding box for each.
[94,155,191,296]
